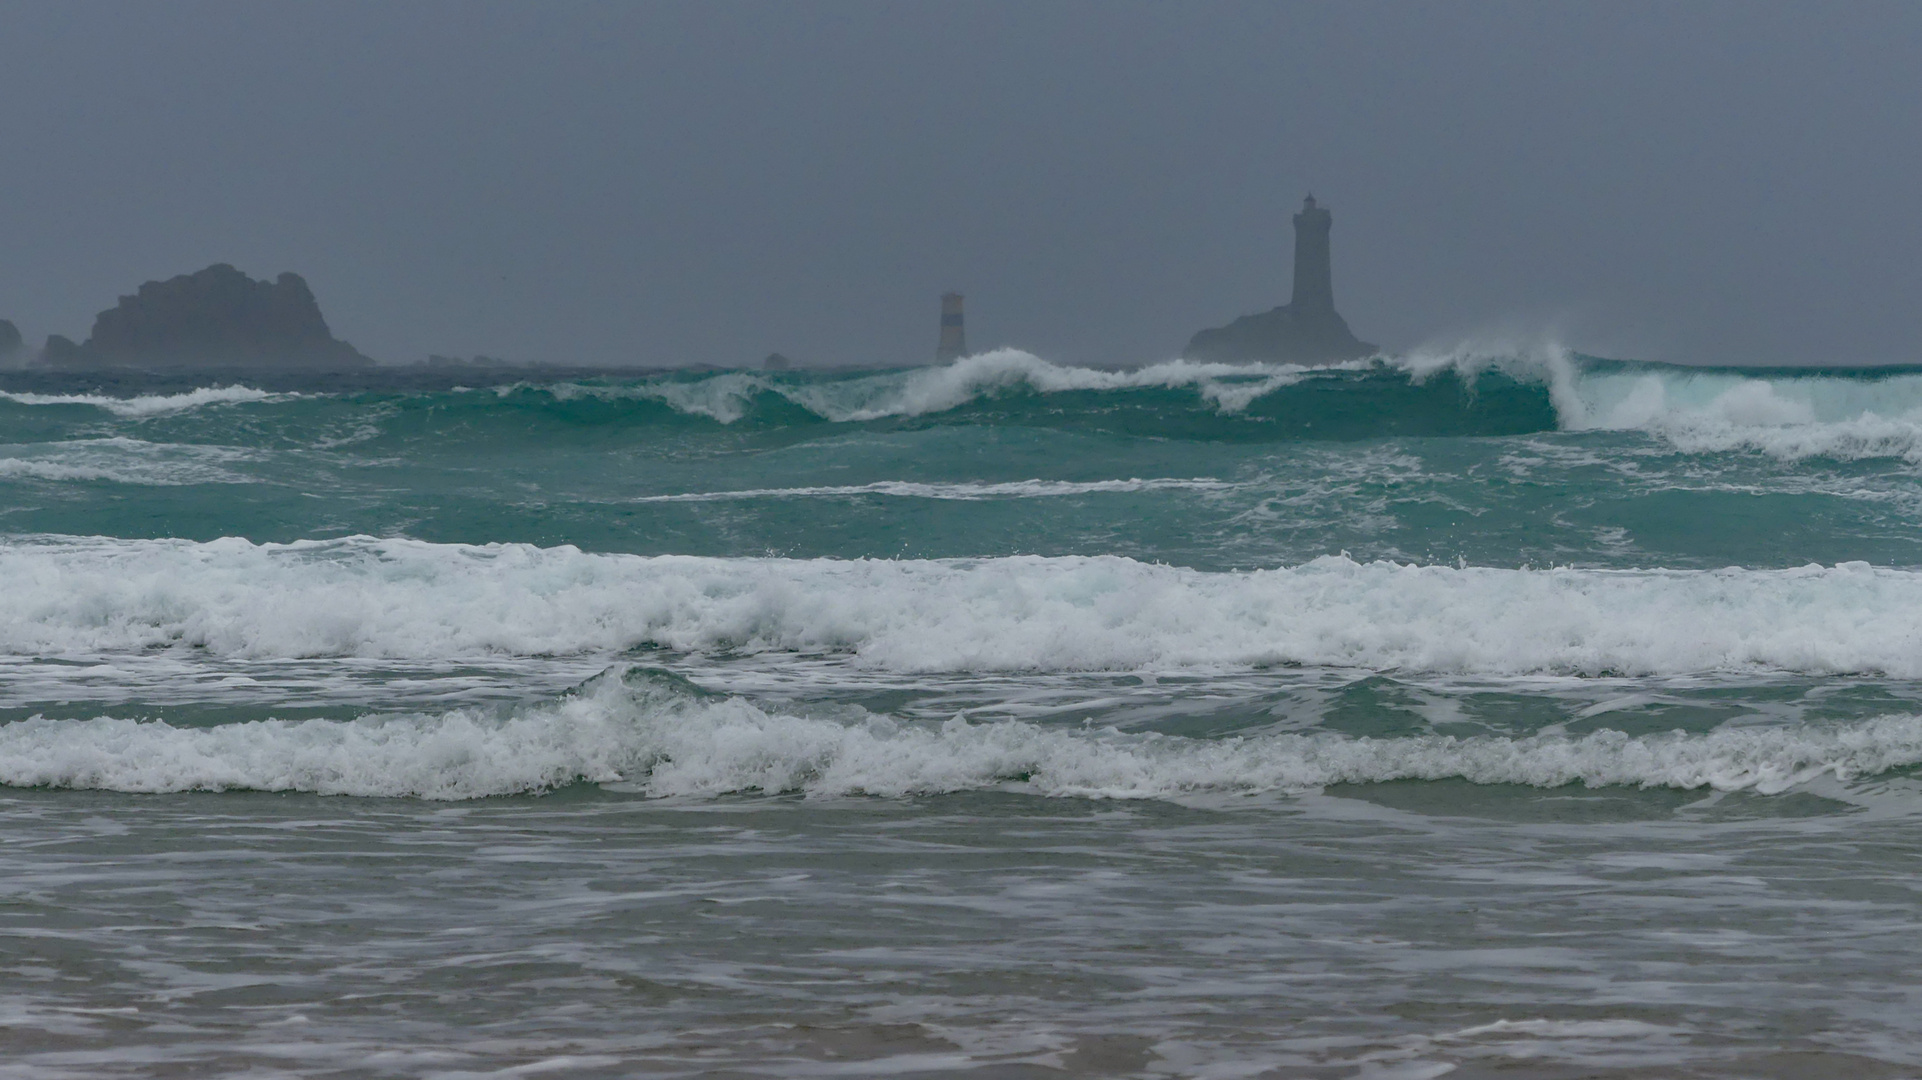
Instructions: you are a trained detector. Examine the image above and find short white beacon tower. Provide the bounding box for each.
[935,292,966,364]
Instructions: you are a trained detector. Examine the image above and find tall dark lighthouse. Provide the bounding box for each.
[1181,193,1374,365]
[1290,195,1335,314]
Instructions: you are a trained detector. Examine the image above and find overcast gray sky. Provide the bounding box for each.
[3,1,1920,368]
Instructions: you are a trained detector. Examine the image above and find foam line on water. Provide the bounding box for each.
[0,438,255,485]
[7,536,1922,676]
[0,459,156,483]
[5,667,1921,800]
[628,478,1231,503]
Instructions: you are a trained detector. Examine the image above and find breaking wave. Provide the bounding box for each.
[488,349,1553,439]
[1394,343,1922,461]
[501,347,1922,461]
[527,351,1331,423]
[1555,358,1922,462]
[8,536,1922,676]
[9,348,1922,456]
[566,347,1922,459]
[6,666,1921,800]
[0,385,281,417]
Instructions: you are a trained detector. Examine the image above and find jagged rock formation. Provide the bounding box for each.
[46,264,371,369]
[762,352,792,371]
[0,319,22,359]
[1185,196,1376,365]
[42,335,82,364]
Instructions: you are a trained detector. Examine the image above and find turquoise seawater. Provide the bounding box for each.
[7,348,1922,1076]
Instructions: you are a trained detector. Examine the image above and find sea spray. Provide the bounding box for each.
[10,352,1922,459]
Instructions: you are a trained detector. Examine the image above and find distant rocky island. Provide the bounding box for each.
[1185,195,1376,365]
[33,264,371,370]
[2,208,1382,375]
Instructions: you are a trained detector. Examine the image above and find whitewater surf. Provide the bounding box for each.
[8,347,1922,1076]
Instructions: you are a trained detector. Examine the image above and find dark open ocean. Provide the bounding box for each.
[6,347,1922,1077]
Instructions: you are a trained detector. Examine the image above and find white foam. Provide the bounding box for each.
[1395,339,1635,442]
[0,438,254,485]
[0,385,281,418]
[629,478,1231,503]
[526,350,1337,423]
[7,666,1921,800]
[0,459,134,483]
[0,689,638,800]
[506,372,777,424]
[588,371,771,424]
[509,342,1922,462]
[1395,340,1922,462]
[8,537,1922,677]
[786,351,1322,420]
[1567,367,1922,462]
[28,351,1906,469]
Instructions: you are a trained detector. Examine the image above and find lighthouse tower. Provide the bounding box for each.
[1291,195,1335,314]
[935,293,966,364]
[1180,193,1375,364]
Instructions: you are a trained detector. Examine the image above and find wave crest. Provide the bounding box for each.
[521,350,1331,424]
[1395,340,1922,461]
[7,665,1921,800]
[513,346,1922,460]
[0,385,281,417]
[8,537,1922,677]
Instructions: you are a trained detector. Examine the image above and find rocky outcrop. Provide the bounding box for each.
[42,335,82,365]
[48,264,371,369]
[1184,304,1374,365]
[0,319,22,359]
[1185,195,1376,366]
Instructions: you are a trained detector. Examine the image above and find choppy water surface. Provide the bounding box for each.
[7,348,1922,1076]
